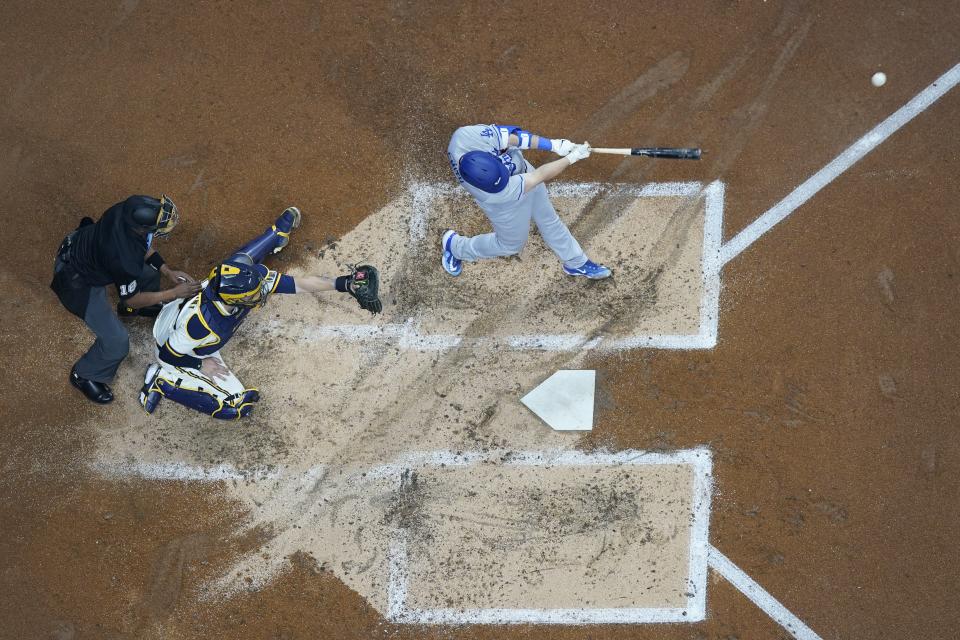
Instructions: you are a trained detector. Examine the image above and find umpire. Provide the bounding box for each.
[51,195,201,404]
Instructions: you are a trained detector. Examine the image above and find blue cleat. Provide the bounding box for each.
[442,229,462,276]
[563,259,612,280]
[272,206,302,253]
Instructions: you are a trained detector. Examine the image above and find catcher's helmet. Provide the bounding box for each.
[131,194,180,238]
[207,261,266,308]
[459,151,510,194]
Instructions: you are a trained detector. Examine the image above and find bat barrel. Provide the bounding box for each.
[631,147,701,160]
[592,147,701,159]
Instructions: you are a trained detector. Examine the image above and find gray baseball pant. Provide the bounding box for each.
[451,183,588,269]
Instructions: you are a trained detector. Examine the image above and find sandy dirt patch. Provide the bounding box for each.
[91,181,712,618]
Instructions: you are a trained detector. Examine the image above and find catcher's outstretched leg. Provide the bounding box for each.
[231,207,301,265]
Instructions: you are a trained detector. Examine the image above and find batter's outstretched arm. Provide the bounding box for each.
[503,128,573,156]
[522,157,572,193]
[507,132,546,150]
[522,143,591,193]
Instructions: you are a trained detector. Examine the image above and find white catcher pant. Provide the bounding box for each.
[154,350,249,403]
[451,183,588,268]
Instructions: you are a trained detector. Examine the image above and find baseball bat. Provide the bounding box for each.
[592,147,702,160]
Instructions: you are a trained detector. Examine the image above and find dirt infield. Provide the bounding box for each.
[2,2,959,639]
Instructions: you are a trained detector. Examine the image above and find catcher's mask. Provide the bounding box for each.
[154,195,179,237]
[131,194,180,238]
[207,261,266,308]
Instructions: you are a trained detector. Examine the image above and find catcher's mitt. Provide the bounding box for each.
[346,265,382,314]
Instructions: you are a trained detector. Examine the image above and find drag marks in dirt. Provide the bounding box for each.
[379,449,712,625]
[575,51,690,141]
[138,533,212,629]
[290,179,724,351]
[707,10,814,178]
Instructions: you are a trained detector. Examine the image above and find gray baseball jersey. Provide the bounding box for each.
[446,124,587,268]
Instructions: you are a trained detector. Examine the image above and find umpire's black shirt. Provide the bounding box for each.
[53,196,156,317]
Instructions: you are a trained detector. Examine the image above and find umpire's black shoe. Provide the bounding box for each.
[70,370,114,404]
[117,302,162,318]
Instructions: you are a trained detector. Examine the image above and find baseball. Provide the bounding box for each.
[871,72,887,87]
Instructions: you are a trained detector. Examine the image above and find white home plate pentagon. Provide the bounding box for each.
[387,449,712,624]
[521,369,596,430]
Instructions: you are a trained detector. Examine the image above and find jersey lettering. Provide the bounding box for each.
[499,152,518,175]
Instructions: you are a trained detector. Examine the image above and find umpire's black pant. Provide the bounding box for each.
[70,264,160,383]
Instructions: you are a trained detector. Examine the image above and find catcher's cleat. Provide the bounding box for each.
[231,389,260,419]
[563,259,612,280]
[441,229,462,276]
[272,206,302,254]
[139,364,162,414]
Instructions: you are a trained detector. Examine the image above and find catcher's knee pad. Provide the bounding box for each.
[155,378,260,420]
[231,207,301,264]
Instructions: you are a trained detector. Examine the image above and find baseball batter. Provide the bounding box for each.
[139,207,381,420]
[443,124,611,279]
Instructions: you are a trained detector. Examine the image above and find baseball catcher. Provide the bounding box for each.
[139,207,381,420]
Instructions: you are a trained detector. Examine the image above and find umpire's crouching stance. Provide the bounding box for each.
[51,195,200,404]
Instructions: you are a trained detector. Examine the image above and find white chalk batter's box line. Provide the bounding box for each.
[90,459,284,482]
[380,448,713,625]
[287,180,724,352]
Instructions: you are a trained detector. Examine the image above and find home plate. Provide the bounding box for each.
[386,449,713,624]
[521,370,595,431]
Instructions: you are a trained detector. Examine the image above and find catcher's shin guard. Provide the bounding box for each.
[155,377,260,420]
[231,207,301,265]
[139,364,162,414]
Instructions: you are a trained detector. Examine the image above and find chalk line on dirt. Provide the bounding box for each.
[709,545,824,640]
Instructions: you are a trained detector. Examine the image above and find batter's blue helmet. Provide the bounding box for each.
[459,151,510,193]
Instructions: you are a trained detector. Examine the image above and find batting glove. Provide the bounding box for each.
[551,138,575,156]
[566,142,591,165]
